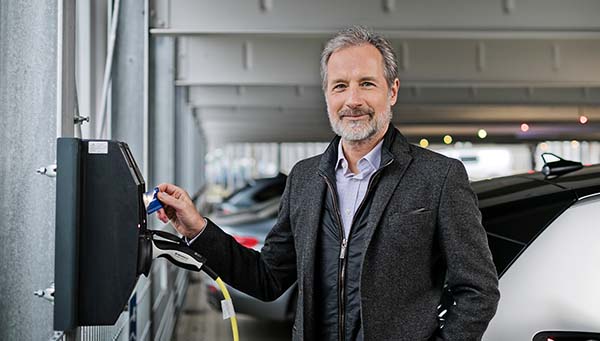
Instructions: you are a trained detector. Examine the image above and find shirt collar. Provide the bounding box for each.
[335,138,384,174]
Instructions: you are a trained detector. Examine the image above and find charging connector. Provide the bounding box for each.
[142,187,239,341]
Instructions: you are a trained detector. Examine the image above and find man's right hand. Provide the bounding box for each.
[156,183,207,240]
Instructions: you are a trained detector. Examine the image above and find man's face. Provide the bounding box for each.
[325,44,399,142]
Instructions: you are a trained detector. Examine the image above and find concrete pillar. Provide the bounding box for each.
[0,1,58,340]
[192,112,207,195]
[173,89,207,195]
[76,0,107,139]
[175,87,196,193]
[111,0,146,164]
[149,36,176,188]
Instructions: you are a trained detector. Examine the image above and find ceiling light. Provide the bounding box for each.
[477,129,487,139]
[443,135,453,145]
[520,123,529,132]
[578,106,588,125]
[419,138,429,148]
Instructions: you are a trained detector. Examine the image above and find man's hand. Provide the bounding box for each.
[156,183,207,240]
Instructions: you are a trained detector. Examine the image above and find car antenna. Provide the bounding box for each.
[541,152,583,178]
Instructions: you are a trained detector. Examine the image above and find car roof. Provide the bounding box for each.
[471,164,600,276]
[520,164,600,198]
[472,164,600,208]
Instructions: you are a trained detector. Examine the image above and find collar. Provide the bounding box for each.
[319,123,409,178]
[335,138,383,175]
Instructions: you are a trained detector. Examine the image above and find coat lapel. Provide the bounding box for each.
[365,155,412,238]
[362,126,413,252]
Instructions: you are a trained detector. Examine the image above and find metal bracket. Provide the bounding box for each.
[36,164,57,177]
[49,331,64,341]
[34,282,55,303]
[74,115,89,125]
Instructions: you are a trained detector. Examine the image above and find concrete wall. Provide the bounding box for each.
[0,1,59,340]
[0,1,193,340]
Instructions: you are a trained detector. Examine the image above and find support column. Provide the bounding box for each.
[149,36,176,189]
[111,0,146,164]
[175,87,196,193]
[174,87,208,195]
[192,109,207,195]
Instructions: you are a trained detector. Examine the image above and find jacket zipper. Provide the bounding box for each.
[319,158,393,341]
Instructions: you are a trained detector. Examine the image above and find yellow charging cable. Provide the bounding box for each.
[214,277,239,341]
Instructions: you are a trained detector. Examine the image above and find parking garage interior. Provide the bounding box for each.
[1,1,600,340]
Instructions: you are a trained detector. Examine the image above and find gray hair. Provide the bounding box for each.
[320,26,399,91]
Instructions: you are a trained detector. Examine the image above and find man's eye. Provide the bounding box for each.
[332,84,346,90]
[361,82,375,87]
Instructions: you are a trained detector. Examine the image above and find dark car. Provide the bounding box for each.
[214,173,287,216]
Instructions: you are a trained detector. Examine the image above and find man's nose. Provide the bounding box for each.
[345,85,364,108]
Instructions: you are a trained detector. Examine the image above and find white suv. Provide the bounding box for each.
[469,160,600,341]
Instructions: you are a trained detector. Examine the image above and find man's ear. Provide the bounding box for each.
[389,78,400,106]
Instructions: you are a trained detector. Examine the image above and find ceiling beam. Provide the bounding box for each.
[175,36,600,88]
[151,0,600,34]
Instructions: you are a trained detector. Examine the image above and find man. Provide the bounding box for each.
[156,26,499,340]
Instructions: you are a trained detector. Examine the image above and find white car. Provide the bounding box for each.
[469,159,600,341]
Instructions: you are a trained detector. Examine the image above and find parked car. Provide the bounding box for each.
[204,204,297,321]
[206,157,600,340]
[213,173,287,216]
[204,174,294,321]
[475,159,600,341]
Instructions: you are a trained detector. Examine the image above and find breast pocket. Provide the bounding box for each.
[384,210,436,252]
[389,209,435,225]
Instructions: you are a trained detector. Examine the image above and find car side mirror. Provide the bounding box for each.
[533,331,600,341]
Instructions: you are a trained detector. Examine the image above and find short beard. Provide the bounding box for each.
[328,106,392,143]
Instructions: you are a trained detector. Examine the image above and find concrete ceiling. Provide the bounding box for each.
[150,0,600,146]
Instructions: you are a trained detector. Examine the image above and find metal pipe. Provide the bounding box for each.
[97,0,121,139]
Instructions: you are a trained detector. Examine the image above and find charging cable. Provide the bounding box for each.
[203,267,240,341]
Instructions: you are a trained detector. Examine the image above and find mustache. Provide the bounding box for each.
[338,107,375,118]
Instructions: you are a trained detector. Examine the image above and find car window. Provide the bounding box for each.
[224,184,253,203]
[479,187,576,275]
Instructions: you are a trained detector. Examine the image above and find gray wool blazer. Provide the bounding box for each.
[191,125,500,341]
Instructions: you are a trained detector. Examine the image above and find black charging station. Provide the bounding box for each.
[54,138,146,330]
[54,137,211,332]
